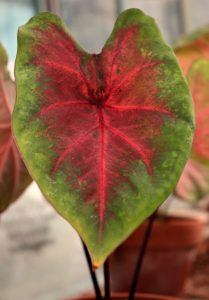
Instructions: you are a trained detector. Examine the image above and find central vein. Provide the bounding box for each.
[98,107,105,237]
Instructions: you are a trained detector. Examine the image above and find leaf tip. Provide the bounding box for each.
[92,259,103,269]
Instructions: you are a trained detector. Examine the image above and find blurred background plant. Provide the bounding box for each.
[0,43,32,213]
[174,28,209,208]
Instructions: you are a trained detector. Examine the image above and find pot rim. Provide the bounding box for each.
[71,292,182,300]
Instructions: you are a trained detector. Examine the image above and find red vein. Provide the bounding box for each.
[38,100,91,116]
[109,61,160,96]
[106,124,153,175]
[43,61,89,98]
[105,104,174,116]
[107,28,138,89]
[43,61,84,79]
[63,42,91,95]
[98,109,105,238]
[51,125,98,175]
[35,25,91,95]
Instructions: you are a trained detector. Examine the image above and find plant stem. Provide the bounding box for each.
[82,240,102,300]
[104,258,110,300]
[128,211,157,300]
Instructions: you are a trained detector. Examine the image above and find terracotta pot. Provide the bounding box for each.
[72,293,181,300]
[110,217,204,297]
[69,293,182,300]
[183,235,209,298]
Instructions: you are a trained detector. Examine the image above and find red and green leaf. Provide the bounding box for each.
[187,59,209,164]
[0,43,32,213]
[176,59,209,203]
[174,25,209,75]
[174,29,209,202]
[13,9,194,266]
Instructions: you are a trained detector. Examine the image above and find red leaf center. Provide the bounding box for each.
[31,23,175,234]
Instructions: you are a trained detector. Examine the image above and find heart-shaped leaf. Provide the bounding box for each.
[0,43,32,213]
[187,59,209,164]
[174,30,209,202]
[174,25,209,75]
[176,60,209,203]
[13,9,194,266]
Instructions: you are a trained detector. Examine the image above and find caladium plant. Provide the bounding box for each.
[0,43,31,213]
[174,27,209,202]
[176,59,209,202]
[187,59,209,164]
[13,9,194,267]
[174,25,209,75]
